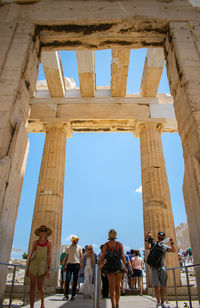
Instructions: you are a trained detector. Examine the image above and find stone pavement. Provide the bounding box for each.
[22,294,200,308]
[22,294,165,308]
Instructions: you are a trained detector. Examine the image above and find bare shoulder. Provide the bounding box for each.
[118,241,123,249]
[33,240,38,246]
[48,239,52,246]
[102,242,108,252]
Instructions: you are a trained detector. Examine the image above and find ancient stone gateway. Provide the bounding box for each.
[0,0,200,302]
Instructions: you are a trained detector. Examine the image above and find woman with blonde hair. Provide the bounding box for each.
[99,229,127,308]
[80,245,97,298]
[26,225,52,308]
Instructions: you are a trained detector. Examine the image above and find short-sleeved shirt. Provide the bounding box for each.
[66,245,82,264]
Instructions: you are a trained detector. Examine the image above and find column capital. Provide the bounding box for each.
[43,123,72,137]
[134,121,164,138]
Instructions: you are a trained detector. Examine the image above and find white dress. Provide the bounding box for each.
[80,257,94,298]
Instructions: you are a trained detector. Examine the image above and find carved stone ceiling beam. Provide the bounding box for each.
[111,48,130,97]
[76,50,95,97]
[41,51,65,97]
[140,48,165,97]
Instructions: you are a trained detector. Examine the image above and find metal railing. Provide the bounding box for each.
[0,262,58,308]
[93,264,101,308]
[166,263,200,308]
[2,261,200,308]
[0,262,27,308]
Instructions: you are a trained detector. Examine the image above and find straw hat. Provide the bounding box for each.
[35,225,52,237]
[71,235,80,242]
[108,229,117,240]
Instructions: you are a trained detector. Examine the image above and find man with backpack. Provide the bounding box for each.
[145,231,176,308]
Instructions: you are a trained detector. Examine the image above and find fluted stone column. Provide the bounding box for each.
[27,124,70,289]
[165,21,200,298]
[0,20,39,303]
[137,122,180,287]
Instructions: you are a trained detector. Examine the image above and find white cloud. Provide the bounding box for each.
[64,234,78,243]
[135,185,142,193]
[12,248,23,253]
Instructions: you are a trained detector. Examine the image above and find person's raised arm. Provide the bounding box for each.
[168,238,176,253]
[145,232,154,250]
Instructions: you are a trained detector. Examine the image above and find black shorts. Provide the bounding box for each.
[133,269,142,277]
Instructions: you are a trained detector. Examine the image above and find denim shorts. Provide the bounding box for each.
[133,269,143,277]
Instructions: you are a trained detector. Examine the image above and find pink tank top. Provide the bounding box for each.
[132,256,143,270]
[36,240,48,247]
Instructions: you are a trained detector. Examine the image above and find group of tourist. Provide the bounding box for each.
[178,247,193,267]
[26,225,176,308]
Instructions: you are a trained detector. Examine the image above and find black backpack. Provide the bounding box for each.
[105,242,122,272]
[146,242,165,268]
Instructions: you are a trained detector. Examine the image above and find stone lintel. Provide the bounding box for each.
[33,90,160,103]
[14,0,40,3]
[28,92,177,133]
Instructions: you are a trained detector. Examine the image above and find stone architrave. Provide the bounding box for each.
[138,122,180,287]
[27,124,70,289]
[164,21,200,298]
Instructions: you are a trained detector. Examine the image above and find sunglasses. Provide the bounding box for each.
[40,230,47,233]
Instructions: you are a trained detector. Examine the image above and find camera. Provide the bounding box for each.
[145,232,154,244]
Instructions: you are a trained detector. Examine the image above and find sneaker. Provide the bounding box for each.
[70,296,75,301]
[161,304,171,308]
[62,296,69,301]
[156,304,161,308]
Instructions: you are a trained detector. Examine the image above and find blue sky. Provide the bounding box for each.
[12,49,186,258]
